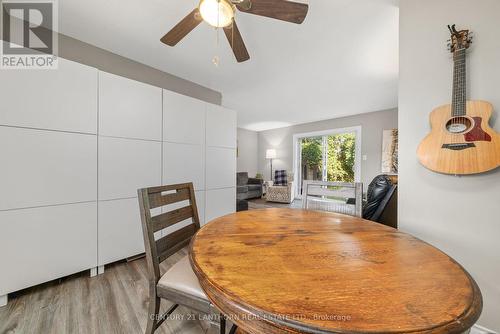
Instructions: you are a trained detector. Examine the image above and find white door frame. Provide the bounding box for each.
[292,126,362,199]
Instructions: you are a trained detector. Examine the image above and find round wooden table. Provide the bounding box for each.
[189,209,482,334]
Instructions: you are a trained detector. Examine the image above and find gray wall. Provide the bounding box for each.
[257,108,398,187]
[58,34,221,105]
[400,0,500,331]
[237,128,259,177]
[3,16,221,105]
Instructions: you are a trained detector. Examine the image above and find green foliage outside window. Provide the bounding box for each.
[300,133,356,183]
[327,133,355,182]
[301,137,322,169]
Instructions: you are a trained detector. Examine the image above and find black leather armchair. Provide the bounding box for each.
[363,175,398,228]
[237,172,263,200]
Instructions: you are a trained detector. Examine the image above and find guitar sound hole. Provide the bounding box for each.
[446,117,472,134]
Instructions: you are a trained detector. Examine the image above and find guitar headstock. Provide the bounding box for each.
[447,24,473,53]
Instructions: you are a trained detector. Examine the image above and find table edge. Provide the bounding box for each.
[189,209,483,334]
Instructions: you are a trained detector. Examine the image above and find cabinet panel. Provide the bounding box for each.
[163,143,205,191]
[99,72,162,141]
[205,188,236,224]
[196,191,206,226]
[0,58,98,134]
[206,105,237,148]
[206,147,236,190]
[99,137,161,200]
[163,90,206,145]
[98,198,144,265]
[0,127,97,211]
[0,202,97,296]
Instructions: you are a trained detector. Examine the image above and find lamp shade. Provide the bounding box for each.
[266,149,277,159]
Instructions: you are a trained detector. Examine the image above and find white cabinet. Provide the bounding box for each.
[98,137,161,200]
[195,191,206,226]
[0,58,98,134]
[206,104,237,148]
[163,142,205,191]
[206,147,236,190]
[205,188,236,223]
[98,198,144,265]
[0,127,97,211]
[0,61,237,300]
[99,72,162,141]
[0,202,97,296]
[163,90,206,145]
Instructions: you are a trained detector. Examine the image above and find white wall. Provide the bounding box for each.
[399,0,500,331]
[237,128,259,177]
[258,109,398,186]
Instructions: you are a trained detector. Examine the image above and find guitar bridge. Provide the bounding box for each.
[442,143,476,151]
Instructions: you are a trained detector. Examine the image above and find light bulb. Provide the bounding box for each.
[199,0,234,28]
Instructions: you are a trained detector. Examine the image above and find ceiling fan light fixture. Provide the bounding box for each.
[199,0,235,28]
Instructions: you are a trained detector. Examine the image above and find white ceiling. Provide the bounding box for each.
[58,0,399,131]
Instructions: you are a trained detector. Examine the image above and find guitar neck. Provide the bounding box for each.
[452,49,467,116]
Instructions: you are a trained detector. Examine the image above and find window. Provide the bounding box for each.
[293,127,361,198]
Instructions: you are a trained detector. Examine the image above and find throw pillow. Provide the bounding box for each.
[274,170,288,186]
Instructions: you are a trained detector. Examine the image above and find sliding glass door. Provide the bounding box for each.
[294,127,361,197]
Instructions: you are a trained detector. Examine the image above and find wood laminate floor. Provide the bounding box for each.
[0,203,292,334]
[0,249,218,334]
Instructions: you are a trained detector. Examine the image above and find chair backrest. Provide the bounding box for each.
[138,183,201,283]
[302,180,363,217]
[363,175,398,226]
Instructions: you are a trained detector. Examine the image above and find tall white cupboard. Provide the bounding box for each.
[0,58,236,306]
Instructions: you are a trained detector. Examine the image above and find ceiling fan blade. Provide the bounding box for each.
[161,8,202,46]
[236,0,309,24]
[223,20,250,63]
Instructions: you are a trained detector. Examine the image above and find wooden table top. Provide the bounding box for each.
[189,208,482,334]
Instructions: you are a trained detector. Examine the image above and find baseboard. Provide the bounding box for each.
[471,324,498,334]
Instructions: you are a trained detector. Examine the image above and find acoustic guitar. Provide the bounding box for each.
[417,25,500,175]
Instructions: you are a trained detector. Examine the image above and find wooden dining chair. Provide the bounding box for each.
[302,180,363,217]
[138,183,225,334]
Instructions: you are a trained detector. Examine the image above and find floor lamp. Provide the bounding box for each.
[266,149,277,181]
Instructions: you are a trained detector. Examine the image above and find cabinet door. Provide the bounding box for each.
[195,191,205,226]
[163,143,205,191]
[98,198,144,265]
[0,127,97,211]
[99,72,162,141]
[163,90,206,145]
[206,147,237,190]
[205,188,236,223]
[0,58,98,134]
[98,137,162,200]
[0,202,97,296]
[206,105,237,148]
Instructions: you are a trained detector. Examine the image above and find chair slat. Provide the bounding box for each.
[306,186,355,198]
[147,183,192,194]
[149,188,191,209]
[152,205,194,232]
[156,223,197,262]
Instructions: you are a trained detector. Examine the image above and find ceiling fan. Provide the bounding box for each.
[160,0,309,63]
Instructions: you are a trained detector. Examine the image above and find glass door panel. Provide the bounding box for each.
[299,136,323,195]
[296,130,359,197]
